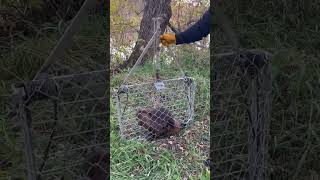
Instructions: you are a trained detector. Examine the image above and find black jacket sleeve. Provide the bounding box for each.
[176,9,211,45]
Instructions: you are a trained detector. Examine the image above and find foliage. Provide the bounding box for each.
[110,0,210,66]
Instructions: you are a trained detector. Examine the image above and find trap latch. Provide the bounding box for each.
[117,85,129,94]
[183,76,193,85]
[154,80,165,91]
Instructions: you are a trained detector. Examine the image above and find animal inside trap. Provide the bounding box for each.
[115,77,196,141]
[114,17,196,141]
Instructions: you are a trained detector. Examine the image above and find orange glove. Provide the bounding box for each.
[160,34,176,46]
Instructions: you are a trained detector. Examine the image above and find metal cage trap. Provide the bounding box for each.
[114,17,196,141]
[5,0,109,179]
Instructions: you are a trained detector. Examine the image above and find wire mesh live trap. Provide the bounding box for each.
[115,77,196,141]
[114,17,196,141]
[12,71,108,179]
[211,48,272,180]
[5,1,109,179]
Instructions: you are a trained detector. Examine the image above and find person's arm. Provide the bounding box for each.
[175,10,211,45]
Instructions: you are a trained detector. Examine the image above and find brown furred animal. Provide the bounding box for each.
[137,107,185,140]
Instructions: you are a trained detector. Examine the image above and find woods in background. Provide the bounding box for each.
[110,0,209,71]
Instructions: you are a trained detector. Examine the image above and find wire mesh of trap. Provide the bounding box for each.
[211,59,249,179]
[11,70,109,179]
[114,76,196,141]
[0,5,109,179]
[211,49,272,180]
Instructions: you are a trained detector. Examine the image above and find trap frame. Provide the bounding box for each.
[3,0,109,179]
[13,70,108,179]
[113,17,196,141]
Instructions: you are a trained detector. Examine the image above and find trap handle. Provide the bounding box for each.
[120,21,161,87]
[153,17,162,80]
[154,17,187,79]
[167,46,185,77]
[162,21,186,78]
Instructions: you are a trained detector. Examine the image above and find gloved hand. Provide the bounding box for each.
[160,34,176,46]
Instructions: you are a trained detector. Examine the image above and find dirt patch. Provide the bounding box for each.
[151,116,210,159]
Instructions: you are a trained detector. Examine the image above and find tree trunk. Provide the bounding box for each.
[115,0,172,72]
